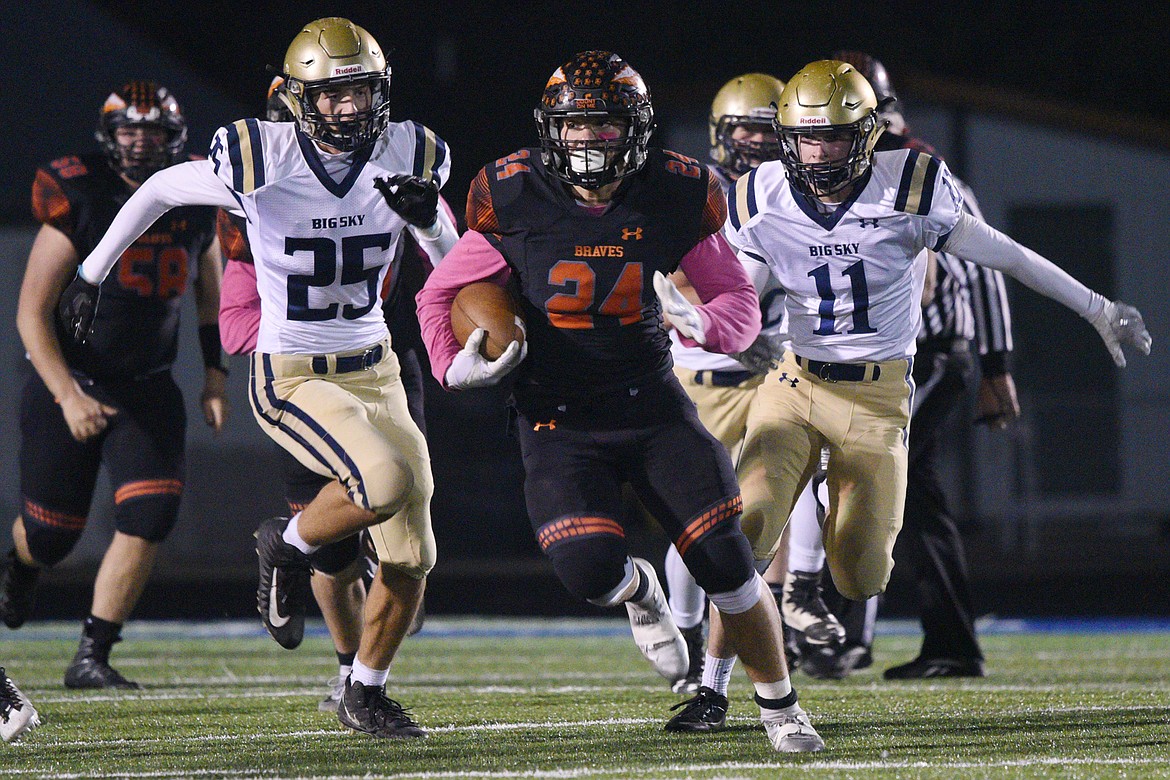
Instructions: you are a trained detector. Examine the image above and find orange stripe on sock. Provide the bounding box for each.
[21,499,86,530]
[537,516,625,550]
[114,479,184,504]
[676,495,743,557]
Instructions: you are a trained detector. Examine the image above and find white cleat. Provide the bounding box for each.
[764,707,825,753]
[625,558,689,683]
[0,668,40,743]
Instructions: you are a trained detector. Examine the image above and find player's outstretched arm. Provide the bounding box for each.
[78,161,238,285]
[943,211,1152,367]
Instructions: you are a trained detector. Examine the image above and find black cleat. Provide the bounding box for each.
[64,636,141,689]
[255,517,311,650]
[884,656,985,680]
[782,570,853,678]
[0,550,40,630]
[664,685,728,733]
[671,623,705,694]
[337,678,427,738]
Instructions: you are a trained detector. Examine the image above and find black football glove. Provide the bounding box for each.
[373,174,439,228]
[58,271,101,346]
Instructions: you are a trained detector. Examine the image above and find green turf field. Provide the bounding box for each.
[2,618,1169,778]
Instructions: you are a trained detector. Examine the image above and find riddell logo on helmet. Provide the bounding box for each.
[332,65,364,76]
[799,116,830,126]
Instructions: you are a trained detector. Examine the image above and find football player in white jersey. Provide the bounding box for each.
[665,76,852,716]
[60,17,459,739]
[702,59,1151,698]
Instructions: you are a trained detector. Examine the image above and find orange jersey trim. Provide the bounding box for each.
[466,167,500,233]
[699,173,728,238]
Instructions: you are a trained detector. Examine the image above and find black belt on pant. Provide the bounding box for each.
[794,355,879,383]
[311,343,384,375]
[693,369,755,387]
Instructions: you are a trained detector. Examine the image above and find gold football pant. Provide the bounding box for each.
[671,366,765,461]
[738,351,912,599]
[249,339,436,579]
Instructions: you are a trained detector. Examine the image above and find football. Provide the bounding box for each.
[450,282,525,360]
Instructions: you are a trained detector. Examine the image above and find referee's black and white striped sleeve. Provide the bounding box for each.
[955,182,1013,375]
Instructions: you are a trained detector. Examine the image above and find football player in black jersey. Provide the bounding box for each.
[418,51,824,753]
[2,81,226,689]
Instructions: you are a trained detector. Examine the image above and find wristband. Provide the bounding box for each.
[199,323,227,373]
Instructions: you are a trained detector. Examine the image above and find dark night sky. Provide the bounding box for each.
[87,1,1170,212]
[6,1,1168,223]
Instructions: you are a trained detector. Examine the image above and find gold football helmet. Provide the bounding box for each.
[282,17,390,151]
[775,60,885,196]
[708,73,785,177]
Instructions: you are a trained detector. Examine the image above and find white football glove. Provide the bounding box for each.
[653,270,706,345]
[445,328,526,390]
[1086,298,1152,368]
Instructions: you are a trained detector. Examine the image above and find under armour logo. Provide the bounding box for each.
[533,420,557,431]
[621,227,643,240]
[858,218,881,228]
[777,372,799,387]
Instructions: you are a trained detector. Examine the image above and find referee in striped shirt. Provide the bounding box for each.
[831,51,1018,679]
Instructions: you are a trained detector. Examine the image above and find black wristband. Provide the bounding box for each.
[199,323,227,373]
[979,350,1009,378]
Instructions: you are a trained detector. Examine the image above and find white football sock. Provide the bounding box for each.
[283,513,320,555]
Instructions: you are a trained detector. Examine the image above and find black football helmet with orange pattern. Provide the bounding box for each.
[534,51,655,189]
[95,80,187,184]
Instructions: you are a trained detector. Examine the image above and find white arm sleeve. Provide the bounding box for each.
[942,210,1106,321]
[407,205,459,268]
[738,249,778,296]
[79,160,240,283]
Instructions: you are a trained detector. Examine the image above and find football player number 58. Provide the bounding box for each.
[285,233,394,321]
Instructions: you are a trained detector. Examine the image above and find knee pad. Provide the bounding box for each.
[359,454,416,517]
[22,515,83,567]
[708,571,765,615]
[309,534,362,577]
[540,524,628,603]
[678,518,755,595]
[114,487,182,543]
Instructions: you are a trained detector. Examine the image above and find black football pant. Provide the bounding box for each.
[897,344,983,662]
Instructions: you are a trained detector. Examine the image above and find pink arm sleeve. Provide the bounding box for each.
[677,231,761,353]
[218,259,260,355]
[415,230,512,386]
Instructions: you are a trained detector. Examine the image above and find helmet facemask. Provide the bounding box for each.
[776,111,880,197]
[714,117,780,177]
[288,72,390,153]
[536,108,651,189]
